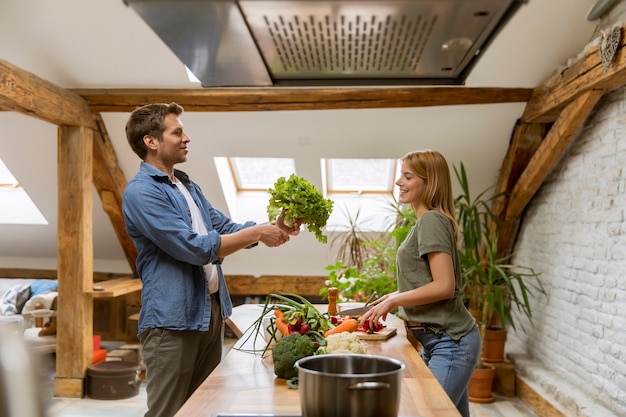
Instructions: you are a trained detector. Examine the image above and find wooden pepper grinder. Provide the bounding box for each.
[327,287,338,316]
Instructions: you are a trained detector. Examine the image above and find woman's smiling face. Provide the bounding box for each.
[396,159,426,209]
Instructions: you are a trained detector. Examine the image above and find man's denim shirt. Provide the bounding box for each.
[122,162,257,336]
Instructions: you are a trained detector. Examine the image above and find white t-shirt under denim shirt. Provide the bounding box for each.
[174,180,219,295]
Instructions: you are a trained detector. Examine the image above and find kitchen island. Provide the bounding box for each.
[175,303,461,417]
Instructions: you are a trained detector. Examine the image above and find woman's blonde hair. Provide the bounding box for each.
[401,149,459,239]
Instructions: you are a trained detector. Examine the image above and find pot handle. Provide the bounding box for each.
[347,381,390,391]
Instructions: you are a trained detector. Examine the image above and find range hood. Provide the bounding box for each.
[125,0,526,87]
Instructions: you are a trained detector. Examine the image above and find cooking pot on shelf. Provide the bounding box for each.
[295,354,405,417]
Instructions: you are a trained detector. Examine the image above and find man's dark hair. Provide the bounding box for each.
[125,102,184,160]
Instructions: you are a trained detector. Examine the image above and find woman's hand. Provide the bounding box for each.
[359,292,398,330]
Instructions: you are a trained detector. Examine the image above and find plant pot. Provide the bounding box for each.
[492,359,516,397]
[468,363,495,403]
[482,328,507,363]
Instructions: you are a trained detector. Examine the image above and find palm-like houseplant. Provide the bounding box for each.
[454,162,545,372]
[322,199,414,302]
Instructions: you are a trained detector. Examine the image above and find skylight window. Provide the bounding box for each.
[0,158,47,225]
[230,157,296,191]
[215,157,297,224]
[323,158,400,232]
[325,158,397,194]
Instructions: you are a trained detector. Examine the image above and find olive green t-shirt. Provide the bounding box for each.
[397,210,475,340]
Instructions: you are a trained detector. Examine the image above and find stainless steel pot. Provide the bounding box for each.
[295,354,405,417]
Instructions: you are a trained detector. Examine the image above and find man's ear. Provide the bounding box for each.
[143,135,159,150]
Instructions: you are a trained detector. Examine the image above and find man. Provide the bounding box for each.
[122,102,300,417]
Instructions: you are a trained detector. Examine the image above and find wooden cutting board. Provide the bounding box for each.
[356,326,397,340]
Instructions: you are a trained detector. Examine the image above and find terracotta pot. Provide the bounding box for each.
[492,359,516,397]
[482,328,507,363]
[468,364,495,403]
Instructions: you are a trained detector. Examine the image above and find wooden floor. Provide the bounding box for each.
[42,338,539,417]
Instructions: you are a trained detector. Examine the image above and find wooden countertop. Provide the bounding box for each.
[175,304,460,417]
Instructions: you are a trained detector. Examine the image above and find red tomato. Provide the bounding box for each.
[358,319,384,334]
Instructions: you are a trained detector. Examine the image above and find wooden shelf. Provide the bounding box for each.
[225,275,326,296]
[88,277,142,298]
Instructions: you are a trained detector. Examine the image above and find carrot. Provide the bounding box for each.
[274,309,290,336]
[323,318,358,338]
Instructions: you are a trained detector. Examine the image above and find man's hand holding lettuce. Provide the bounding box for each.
[267,174,334,243]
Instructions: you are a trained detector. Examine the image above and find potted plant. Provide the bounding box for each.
[454,162,545,401]
[322,199,414,302]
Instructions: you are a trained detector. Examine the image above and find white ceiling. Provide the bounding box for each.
[0,0,603,276]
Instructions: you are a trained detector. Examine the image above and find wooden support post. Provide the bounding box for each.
[54,126,94,398]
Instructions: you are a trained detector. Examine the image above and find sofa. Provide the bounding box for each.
[0,278,58,353]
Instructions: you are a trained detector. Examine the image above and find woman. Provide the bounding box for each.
[359,149,480,417]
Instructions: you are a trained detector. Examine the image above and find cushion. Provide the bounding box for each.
[30,279,58,296]
[0,279,33,299]
[22,291,58,315]
[0,283,31,315]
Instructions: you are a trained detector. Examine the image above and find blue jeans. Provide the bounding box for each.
[409,324,481,417]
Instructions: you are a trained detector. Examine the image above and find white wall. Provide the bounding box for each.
[507,87,626,417]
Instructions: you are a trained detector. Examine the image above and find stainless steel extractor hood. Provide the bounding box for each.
[124,0,526,87]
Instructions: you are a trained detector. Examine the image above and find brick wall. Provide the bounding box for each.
[507,87,626,416]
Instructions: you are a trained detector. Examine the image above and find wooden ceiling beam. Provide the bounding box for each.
[491,27,626,257]
[522,24,626,123]
[489,90,602,258]
[491,121,547,257]
[92,113,137,274]
[507,89,604,220]
[0,59,95,128]
[71,87,533,112]
[0,59,136,273]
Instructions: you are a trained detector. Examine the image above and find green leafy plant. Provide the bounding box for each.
[328,206,373,272]
[385,195,416,245]
[321,197,413,302]
[453,162,545,367]
[321,241,397,303]
[320,261,361,301]
[267,174,334,243]
[243,292,330,357]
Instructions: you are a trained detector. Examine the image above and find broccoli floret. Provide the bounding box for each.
[272,333,316,379]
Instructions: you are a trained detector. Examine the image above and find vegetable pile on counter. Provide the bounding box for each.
[246,292,384,382]
[272,333,316,379]
[258,293,333,346]
[267,174,334,243]
[316,332,367,355]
